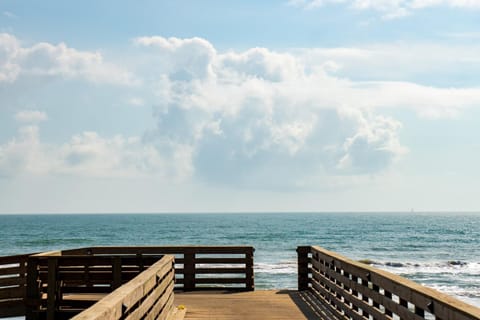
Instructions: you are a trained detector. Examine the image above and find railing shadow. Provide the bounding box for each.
[277,289,341,320]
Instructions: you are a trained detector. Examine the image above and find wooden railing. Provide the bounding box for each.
[63,246,255,291]
[297,245,480,320]
[1,245,254,319]
[71,255,177,320]
[0,253,31,318]
[26,251,167,320]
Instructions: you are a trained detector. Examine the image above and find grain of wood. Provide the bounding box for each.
[174,290,335,320]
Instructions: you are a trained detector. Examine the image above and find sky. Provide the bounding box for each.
[1,0,480,213]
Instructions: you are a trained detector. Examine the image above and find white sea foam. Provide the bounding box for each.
[255,260,297,274]
[373,260,480,307]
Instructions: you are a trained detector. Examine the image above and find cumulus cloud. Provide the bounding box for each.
[14,110,48,123]
[4,35,480,189]
[0,120,185,180]
[289,0,480,18]
[0,33,136,85]
[134,36,411,187]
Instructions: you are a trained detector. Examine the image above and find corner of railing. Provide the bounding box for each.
[296,246,311,291]
[245,247,255,291]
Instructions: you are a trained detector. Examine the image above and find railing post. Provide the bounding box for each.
[297,246,310,291]
[112,256,122,289]
[26,257,40,320]
[183,249,195,291]
[46,258,58,320]
[245,247,254,291]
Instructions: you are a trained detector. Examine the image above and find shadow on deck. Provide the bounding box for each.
[174,290,341,320]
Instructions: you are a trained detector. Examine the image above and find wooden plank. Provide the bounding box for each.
[194,268,246,274]
[312,252,425,320]
[0,276,25,287]
[195,278,246,284]
[46,258,58,320]
[0,299,25,317]
[145,290,173,320]
[310,246,480,320]
[297,246,310,291]
[0,265,21,276]
[310,280,362,320]
[183,251,195,291]
[71,256,175,320]
[122,258,174,311]
[193,258,247,264]
[26,256,41,320]
[125,278,174,320]
[312,260,379,317]
[175,290,323,320]
[245,249,254,291]
[0,286,24,299]
[0,254,30,265]
[84,246,254,255]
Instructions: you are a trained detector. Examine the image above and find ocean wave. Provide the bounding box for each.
[255,260,297,274]
[371,260,480,274]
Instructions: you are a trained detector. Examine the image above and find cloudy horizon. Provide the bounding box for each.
[1,1,480,213]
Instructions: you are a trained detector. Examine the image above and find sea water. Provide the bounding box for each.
[1,212,479,308]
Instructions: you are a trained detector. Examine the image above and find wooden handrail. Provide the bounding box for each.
[71,255,176,320]
[63,246,255,291]
[0,253,31,318]
[298,245,480,320]
[25,254,167,320]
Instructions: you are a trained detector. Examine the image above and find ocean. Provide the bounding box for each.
[1,212,479,309]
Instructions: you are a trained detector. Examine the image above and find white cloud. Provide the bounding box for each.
[298,43,480,90]
[130,36,480,187]
[289,0,480,18]
[134,36,411,187]
[14,110,48,123]
[0,33,136,85]
[0,124,187,180]
[4,35,480,189]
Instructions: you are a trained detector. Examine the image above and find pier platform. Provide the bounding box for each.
[1,245,480,320]
[175,290,337,320]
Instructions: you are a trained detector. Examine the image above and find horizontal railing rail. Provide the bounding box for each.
[71,255,176,320]
[63,246,255,291]
[1,245,254,319]
[25,252,166,320]
[297,245,480,320]
[0,253,33,318]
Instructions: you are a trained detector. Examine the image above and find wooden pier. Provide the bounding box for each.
[1,245,480,320]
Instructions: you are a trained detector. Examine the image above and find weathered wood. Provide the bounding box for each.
[46,258,57,320]
[0,286,24,300]
[26,256,40,320]
[0,254,31,265]
[72,246,254,255]
[297,246,310,291]
[71,255,176,320]
[0,277,25,287]
[0,300,25,318]
[0,265,21,276]
[175,290,330,320]
[183,250,195,291]
[300,245,480,320]
[244,247,254,291]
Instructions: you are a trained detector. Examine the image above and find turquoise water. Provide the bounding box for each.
[1,212,479,307]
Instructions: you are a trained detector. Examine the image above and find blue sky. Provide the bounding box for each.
[1,0,480,213]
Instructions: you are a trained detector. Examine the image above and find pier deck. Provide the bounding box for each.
[2,245,480,320]
[174,290,337,320]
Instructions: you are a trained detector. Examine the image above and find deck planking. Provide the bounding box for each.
[174,290,339,320]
